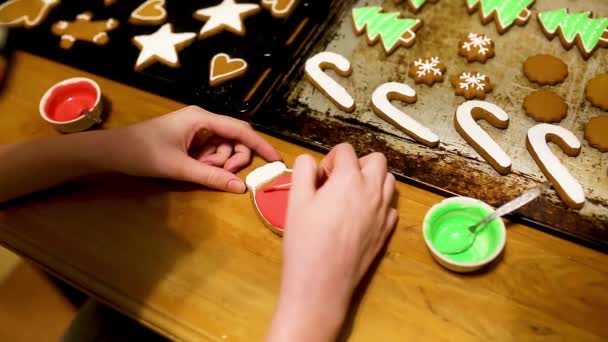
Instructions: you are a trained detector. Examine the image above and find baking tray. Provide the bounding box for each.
[253,0,608,251]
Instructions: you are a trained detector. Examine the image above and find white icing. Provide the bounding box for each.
[106,18,117,29]
[371,82,439,146]
[305,51,355,111]
[462,32,492,55]
[195,0,260,37]
[245,161,290,190]
[458,72,488,91]
[76,12,91,20]
[56,21,68,30]
[210,53,247,82]
[61,35,75,42]
[527,123,585,206]
[456,100,511,170]
[132,23,196,69]
[413,57,443,78]
[93,32,106,44]
[131,0,166,22]
[0,0,59,27]
[262,0,296,15]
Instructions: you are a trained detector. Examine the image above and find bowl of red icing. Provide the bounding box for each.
[39,77,103,133]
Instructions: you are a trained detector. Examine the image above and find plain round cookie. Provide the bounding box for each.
[584,116,608,152]
[523,90,567,123]
[585,73,608,111]
[523,54,568,85]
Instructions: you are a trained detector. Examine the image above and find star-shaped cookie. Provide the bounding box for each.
[193,0,260,39]
[132,23,196,71]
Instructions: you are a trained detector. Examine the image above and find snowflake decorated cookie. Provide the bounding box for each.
[194,0,260,39]
[352,6,422,55]
[393,0,439,14]
[0,0,60,28]
[51,12,119,50]
[408,57,446,86]
[538,9,608,60]
[466,0,535,34]
[132,23,196,71]
[458,32,495,63]
[452,71,493,100]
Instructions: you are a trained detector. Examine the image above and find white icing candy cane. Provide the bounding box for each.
[371,82,439,147]
[527,123,585,209]
[455,100,511,174]
[304,51,355,113]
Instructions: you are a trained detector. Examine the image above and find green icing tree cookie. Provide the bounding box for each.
[466,0,535,34]
[352,6,422,55]
[538,9,608,60]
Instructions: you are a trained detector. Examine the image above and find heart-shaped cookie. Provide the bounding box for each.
[129,0,167,26]
[262,0,298,18]
[209,53,248,87]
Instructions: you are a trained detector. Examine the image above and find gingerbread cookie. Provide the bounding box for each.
[104,0,117,6]
[129,0,167,26]
[51,12,119,50]
[452,71,493,100]
[393,0,439,13]
[523,90,567,123]
[194,0,260,40]
[246,161,292,235]
[352,6,422,55]
[132,23,196,71]
[408,57,446,86]
[455,100,511,174]
[585,73,608,111]
[584,116,608,153]
[304,51,355,113]
[261,0,299,19]
[466,0,535,34]
[209,53,247,87]
[523,54,568,86]
[458,32,495,63]
[0,0,60,28]
[538,9,608,60]
[371,82,439,147]
[526,123,584,209]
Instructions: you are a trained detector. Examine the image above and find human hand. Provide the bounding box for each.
[100,106,281,193]
[267,143,398,341]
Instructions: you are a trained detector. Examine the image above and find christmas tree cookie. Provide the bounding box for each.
[466,0,535,34]
[393,0,438,14]
[352,6,422,55]
[538,9,608,60]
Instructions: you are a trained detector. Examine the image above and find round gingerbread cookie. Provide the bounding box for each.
[523,90,567,123]
[523,54,568,85]
[585,73,608,111]
[584,116,608,152]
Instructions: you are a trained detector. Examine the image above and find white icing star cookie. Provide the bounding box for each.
[132,23,196,71]
[193,0,260,39]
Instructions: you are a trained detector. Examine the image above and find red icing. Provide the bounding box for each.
[254,174,292,230]
[44,81,98,122]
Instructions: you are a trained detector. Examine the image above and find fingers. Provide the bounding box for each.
[200,142,233,166]
[359,152,388,188]
[224,143,252,173]
[382,172,396,209]
[202,113,281,162]
[319,143,360,177]
[289,154,318,209]
[381,208,398,242]
[172,155,246,193]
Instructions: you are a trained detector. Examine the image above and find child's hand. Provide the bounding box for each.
[102,106,281,193]
[267,144,397,341]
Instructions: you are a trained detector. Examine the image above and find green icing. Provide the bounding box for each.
[352,6,420,53]
[425,201,502,263]
[467,0,534,28]
[539,9,608,53]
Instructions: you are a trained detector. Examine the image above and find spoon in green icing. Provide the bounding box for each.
[438,181,552,255]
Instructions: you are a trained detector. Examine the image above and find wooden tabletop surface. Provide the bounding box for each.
[0,51,606,341]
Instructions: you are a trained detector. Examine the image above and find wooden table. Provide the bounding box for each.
[0,51,606,341]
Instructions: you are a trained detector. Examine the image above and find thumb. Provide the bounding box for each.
[174,156,246,193]
[289,154,318,208]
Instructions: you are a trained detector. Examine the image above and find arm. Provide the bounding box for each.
[0,106,281,204]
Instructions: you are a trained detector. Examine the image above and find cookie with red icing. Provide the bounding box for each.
[246,161,292,235]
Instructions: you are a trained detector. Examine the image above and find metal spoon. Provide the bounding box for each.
[440,181,552,255]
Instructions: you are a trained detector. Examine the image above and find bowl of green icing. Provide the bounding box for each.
[423,197,506,273]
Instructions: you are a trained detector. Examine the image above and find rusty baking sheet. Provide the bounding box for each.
[254,0,608,250]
